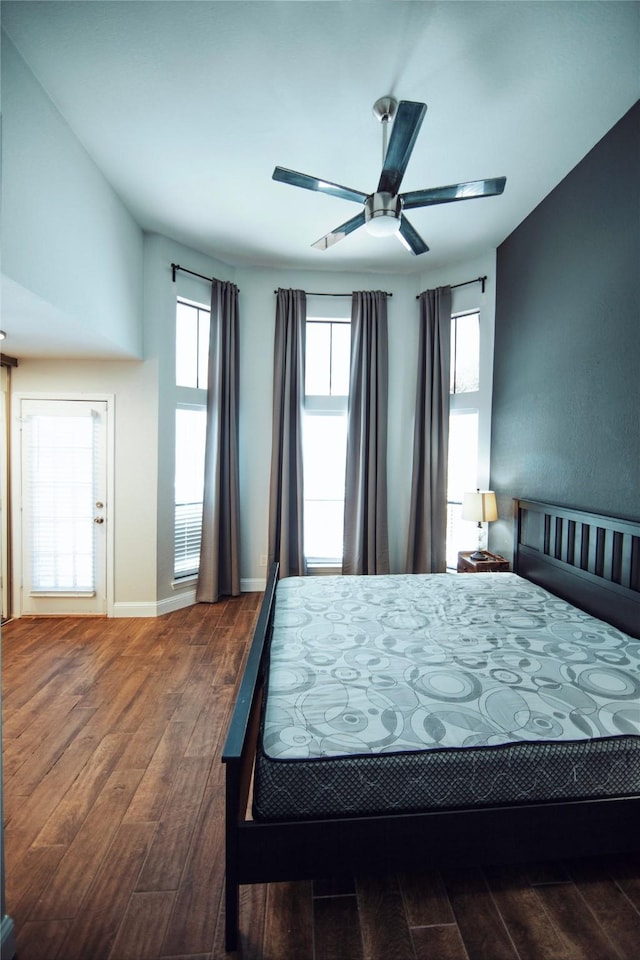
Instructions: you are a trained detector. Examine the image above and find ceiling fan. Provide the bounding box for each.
[273,96,506,255]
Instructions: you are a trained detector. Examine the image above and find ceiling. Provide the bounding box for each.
[2,1,639,286]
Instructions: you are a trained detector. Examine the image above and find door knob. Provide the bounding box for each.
[94,517,104,524]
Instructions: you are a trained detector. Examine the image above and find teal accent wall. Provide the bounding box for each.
[490,101,640,559]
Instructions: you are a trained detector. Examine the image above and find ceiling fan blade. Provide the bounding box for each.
[377,100,427,196]
[402,177,506,209]
[397,215,429,256]
[311,211,367,251]
[273,167,368,205]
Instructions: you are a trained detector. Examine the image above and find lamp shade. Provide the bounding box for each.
[461,490,498,523]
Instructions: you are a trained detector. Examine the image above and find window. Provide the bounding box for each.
[174,298,209,579]
[176,298,210,389]
[303,319,350,564]
[446,410,479,568]
[447,311,482,568]
[174,406,207,578]
[450,311,480,394]
[24,407,99,593]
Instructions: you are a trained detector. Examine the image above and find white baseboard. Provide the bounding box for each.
[112,588,196,618]
[158,590,198,615]
[241,577,267,593]
[112,580,264,618]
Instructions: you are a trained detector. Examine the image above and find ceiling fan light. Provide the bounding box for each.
[365,213,401,237]
[364,192,402,237]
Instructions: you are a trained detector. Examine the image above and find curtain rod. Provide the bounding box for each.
[171,262,239,289]
[274,290,393,297]
[416,275,487,298]
[171,263,482,297]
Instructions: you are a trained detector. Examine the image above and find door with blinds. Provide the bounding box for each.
[19,398,108,615]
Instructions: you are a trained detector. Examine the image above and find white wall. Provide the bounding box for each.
[2,16,497,607]
[144,251,427,592]
[143,233,238,603]
[233,265,420,579]
[1,33,143,359]
[8,238,496,613]
[10,358,159,612]
[231,260,499,579]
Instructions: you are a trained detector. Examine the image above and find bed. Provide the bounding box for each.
[222,498,640,952]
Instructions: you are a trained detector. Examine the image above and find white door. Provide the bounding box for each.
[19,398,108,615]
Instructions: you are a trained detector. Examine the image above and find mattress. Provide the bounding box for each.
[253,573,640,821]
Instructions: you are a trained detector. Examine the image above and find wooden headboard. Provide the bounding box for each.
[513,498,640,639]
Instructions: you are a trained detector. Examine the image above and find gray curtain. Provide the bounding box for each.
[268,288,307,578]
[406,285,452,573]
[342,291,389,575]
[197,280,241,602]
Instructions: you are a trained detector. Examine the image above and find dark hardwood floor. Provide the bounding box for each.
[2,596,639,960]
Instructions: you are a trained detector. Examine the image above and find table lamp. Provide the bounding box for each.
[461,489,498,560]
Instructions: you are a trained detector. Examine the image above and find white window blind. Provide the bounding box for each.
[25,411,98,593]
[174,501,204,579]
[174,406,206,579]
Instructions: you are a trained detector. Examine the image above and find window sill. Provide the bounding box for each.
[306,563,341,576]
[30,590,96,597]
[172,575,198,590]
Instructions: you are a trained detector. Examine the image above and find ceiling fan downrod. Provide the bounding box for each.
[372,96,397,164]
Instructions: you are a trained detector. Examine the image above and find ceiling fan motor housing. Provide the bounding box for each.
[364,191,403,235]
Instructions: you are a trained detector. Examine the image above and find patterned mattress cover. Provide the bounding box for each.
[253,573,640,820]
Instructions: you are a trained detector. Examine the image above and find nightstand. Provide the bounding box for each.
[457,551,510,573]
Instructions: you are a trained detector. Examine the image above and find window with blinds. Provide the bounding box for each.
[174,405,206,579]
[174,297,209,580]
[24,409,98,594]
[174,499,204,579]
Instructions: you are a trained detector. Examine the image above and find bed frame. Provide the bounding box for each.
[221,498,640,952]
